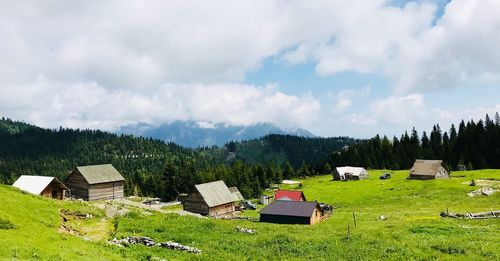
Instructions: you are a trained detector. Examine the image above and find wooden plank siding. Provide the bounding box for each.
[208,202,235,217]
[183,191,210,215]
[88,181,124,201]
[40,181,67,200]
[65,169,124,201]
[183,191,235,217]
[65,170,89,199]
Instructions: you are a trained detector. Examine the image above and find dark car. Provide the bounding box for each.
[241,200,257,210]
[380,173,391,180]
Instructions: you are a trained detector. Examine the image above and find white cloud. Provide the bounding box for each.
[334,93,499,137]
[1,0,499,133]
[282,0,500,93]
[0,79,320,131]
[329,86,371,112]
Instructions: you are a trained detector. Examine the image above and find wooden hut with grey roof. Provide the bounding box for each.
[65,164,125,201]
[183,180,236,217]
[409,160,450,180]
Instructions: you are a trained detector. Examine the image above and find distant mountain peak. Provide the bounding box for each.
[117,120,315,148]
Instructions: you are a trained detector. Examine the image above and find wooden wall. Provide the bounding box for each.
[65,170,124,200]
[89,181,124,201]
[40,181,67,200]
[65,170,89,200]
[183,192,209,215]
[183,192,235,217]
[310,208,321,225]
[208,203,235,217]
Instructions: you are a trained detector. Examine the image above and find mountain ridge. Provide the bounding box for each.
[117,121,316,148]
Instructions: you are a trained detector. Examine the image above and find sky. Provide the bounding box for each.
[1,0,500,138]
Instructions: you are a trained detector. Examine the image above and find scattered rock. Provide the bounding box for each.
[467,187,497,197]
[379,215,387,220]
[108,236,202,254]
[158,241,202,254]
[143,198,161,205]
[109,236,156,247]
[235,226,256,234]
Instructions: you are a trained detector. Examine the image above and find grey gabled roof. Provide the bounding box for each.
[410,160,444,176]
[260,200,319,217]
[228,187,244,201]
[75,164,124,185]
[195,180,235,207]
[12,175,69,195]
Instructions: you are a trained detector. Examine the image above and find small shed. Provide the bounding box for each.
[275,190,306,201]
[66,164,125,201]
[333,166,368,181]
[12,175,69,200]
[260,200,321,225]
[409,160,450,180]
[260,195,274,205]
[228,186,244,201]
[183,180,236,217]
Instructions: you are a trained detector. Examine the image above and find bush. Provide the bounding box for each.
[0,218,17,230]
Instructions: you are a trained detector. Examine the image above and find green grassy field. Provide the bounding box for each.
[1,170,499,260]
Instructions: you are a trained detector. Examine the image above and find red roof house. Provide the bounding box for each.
[275,190,306,201]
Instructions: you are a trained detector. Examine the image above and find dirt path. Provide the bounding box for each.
[112,198,207,218]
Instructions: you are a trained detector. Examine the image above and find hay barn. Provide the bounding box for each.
[333,166,368,180]
[275,190,307,201]
[65,164,125,201]
[183,180,236,217]
[12,175,69,200]
[409,160,450,180]
[259,200,322,225]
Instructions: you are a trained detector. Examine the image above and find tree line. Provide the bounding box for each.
[0,118,327,200]
[326,113,500,171]
[1,114,499,201]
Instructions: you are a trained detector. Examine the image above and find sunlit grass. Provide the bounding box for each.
[1,169,499,260]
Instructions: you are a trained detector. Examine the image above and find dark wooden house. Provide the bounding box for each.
[409,160,449,180]
[183,180,236,217]
[12,175,69,200]
[66,164,124,201]
[260,200,322,225]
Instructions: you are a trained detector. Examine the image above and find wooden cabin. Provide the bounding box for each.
[409,160,450,180]
[12,175,69,200]
[66,164,124,201]
[275,190,307,201]
[183,180,236,217]
[260,200,322,225]
[333,166,368,181]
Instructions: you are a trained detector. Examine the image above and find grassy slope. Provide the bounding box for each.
[1,170,499,260]
[116,170,499,260]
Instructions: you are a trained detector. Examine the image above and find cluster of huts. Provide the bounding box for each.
[181,179,332,225]
[12,164,125,201]
[10,158,450,226]
[333,159,450,181]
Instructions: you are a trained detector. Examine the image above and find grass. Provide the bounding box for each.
[1,170,499,260]
[161,204,183,211]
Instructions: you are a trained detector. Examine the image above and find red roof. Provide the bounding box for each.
[275,190,306,201]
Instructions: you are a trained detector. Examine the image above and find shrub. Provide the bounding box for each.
[0,218,17,230]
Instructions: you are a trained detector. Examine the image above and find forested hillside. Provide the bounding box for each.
[204,134,358,168]
[2,113,499,201]
[326,113,500,171]
[0,118,352,200]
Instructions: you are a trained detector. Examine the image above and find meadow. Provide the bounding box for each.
[0,170,499,260]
